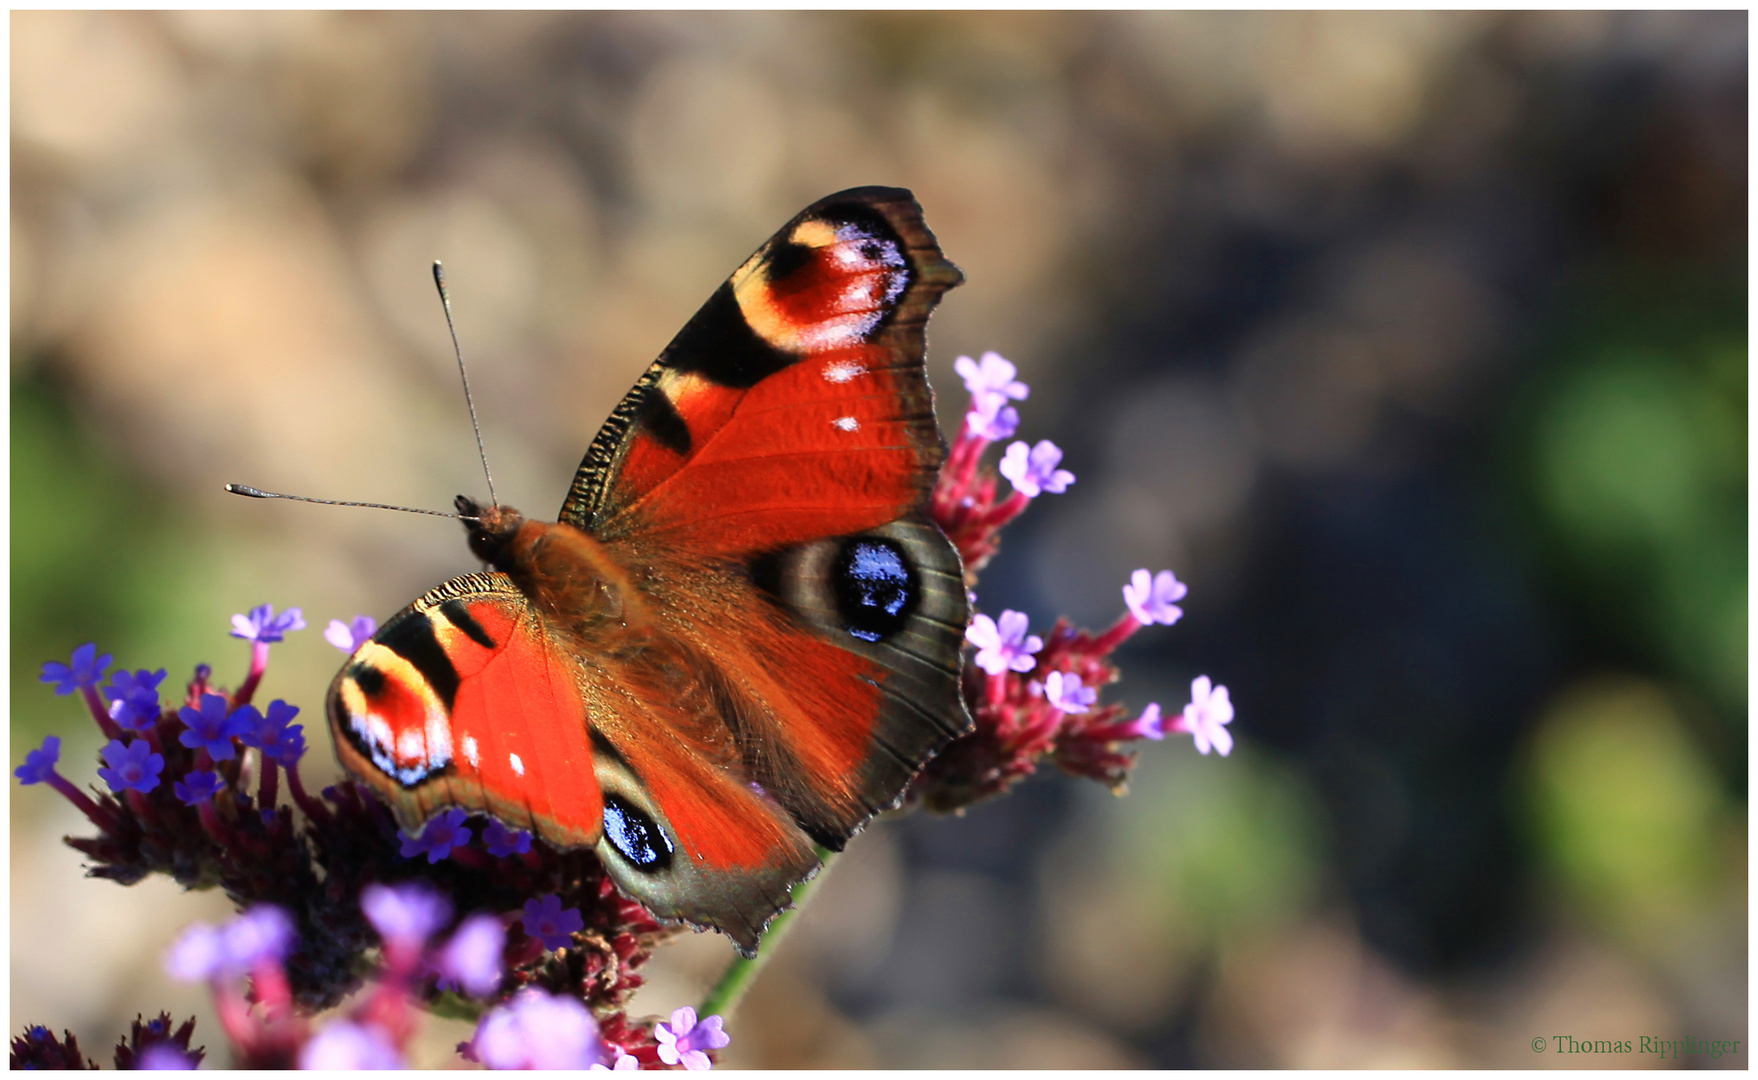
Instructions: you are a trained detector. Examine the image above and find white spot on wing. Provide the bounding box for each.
[509,752,525,776]
[833,416,860,432]
[462,735,479,768]
[823,360,865,383]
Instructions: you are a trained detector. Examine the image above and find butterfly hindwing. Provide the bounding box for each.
[327,571,821,953]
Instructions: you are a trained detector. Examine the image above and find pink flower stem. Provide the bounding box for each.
[233,642,271,708]
[212,982,260,1052]
[257,757,279,814]
[980,491,1032,529]
[986,672,1009,707]
[1091,613,1144,656]
[285,768,330,824]
[125,788,163,828]
[82,685,123,740]
[448,846,494,871]
[46,772,121,831]
[197,799,233,845]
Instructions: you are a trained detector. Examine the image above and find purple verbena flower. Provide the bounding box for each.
[15,736,61,786]
[324,615,378,653]
[97,739,165,795]
[655,1007,729,1071]
[398,807,472,864]
[483,819,533,858]
[473,989,603,1070]
[999,439,1075,497]
[1123,703,1167,741]
[223,905,296,970]
[522,894,585,952]
[229,604,306,644]
[238,700,304,764]
[298,1021,403,1070]
[163,924,225,982]
[165,905,294,982]
[271,725,307,766]
[965,610,1044,676]
[40,643,112,696]
[955,351,1030,403]
[177,694,251,761]
[1044,671,1097,714]
[1123,568,1188,627]
[434,913,507,998]
[966,391,1021,442]
[106,668,168,731]
[1178,676,1235,757]
[361,882,452,950]
[172,770,224,805]
[591,1054,641,1071]
[136,1044,198,1070]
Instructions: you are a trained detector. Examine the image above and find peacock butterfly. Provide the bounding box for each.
[325,187,972,954]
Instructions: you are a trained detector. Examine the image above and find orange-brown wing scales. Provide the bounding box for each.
[580,643,819,953]
[628,514,971,847]
[326,574,603,848]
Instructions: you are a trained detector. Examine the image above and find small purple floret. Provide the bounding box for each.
[965,610,1044,676]
[98,738,165,795]
[1180,676,1235,757]
[230,604,306,644]
[40,642,112,696]
[435,913,507,998]
[178,694,251,760]
[106,668,168,731]
[165,905,293,982]
[324,615,378,654]
[173,769,224,805]
[362,882,452,948]
[522,894,585,952]
[473,989,602,1070]
[955,351,1030,402]
[298,1020,403,1070]
[399,807,472,864]
[656,1006,730,1071]
[999,439,1075,497]
[1123,568,1188,627]
[483,819,533,858]
[1125,703,1167,741]
[1044,671,1097,714]
[15,736,61,786]
[136,1044,198,1070]
[239,700,305,764]
[590,1053,641,1071]
[966,392,1021,442]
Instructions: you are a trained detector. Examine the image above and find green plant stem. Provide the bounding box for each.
[698,846,837,1019]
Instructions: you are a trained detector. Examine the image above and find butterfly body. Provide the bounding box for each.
[327,188,969,952]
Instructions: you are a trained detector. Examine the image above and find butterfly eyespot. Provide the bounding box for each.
[602,794,674,872]
[833,537,918,643]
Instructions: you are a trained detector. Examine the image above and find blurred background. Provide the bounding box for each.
[11,10,1746,1068]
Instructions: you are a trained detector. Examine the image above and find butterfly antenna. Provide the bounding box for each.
[432,261,498,508]
[224,484,479,521]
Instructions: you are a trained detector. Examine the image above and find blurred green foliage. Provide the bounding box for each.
[10,369,219,759]
[1122,748,1326,952]
[1520,273,1746,733]
[1523,678,1736,948]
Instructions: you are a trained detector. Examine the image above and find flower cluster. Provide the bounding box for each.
[912,353,1233,811]
[14,611,706,1069]
[9,1014,204,1071]
[14,349,1233,1070]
